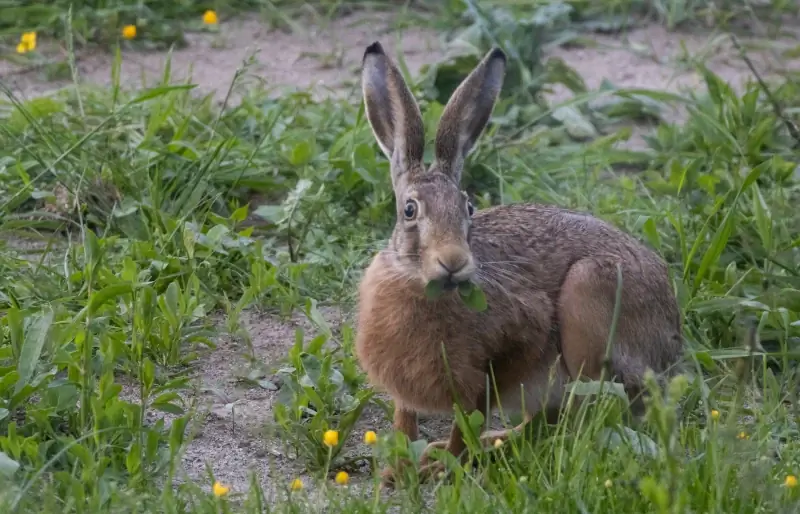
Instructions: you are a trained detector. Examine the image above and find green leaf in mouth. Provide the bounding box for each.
[460,281,488,312]
[425,279,445,299]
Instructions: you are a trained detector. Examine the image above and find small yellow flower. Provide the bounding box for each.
[21,32,36,46]
[737,431,748,440]
[290,478,303,491]
[493,438,504,449]
[604,479,613,488]
[710,409,720,421]
[785,475,798,488]
[16,31,37,54]
[335,471,349,485]
[19,32,36,52]
[323,429,339,448]
[364,430,377,446]
[122,25,137,40]
[212,481,230,497]
[203,10,219,25]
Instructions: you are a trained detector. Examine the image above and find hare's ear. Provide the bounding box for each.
[434,48,506,183]
[361,42,425,189]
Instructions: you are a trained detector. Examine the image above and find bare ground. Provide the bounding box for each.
[3,7,800,503]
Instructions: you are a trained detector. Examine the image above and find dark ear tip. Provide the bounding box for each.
[364,41,386,60]
[488,47,507,63]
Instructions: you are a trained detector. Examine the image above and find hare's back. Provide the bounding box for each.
[470,203,667,295]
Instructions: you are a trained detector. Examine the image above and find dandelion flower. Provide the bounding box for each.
[493,438,504,449]
[16,31,36,53]
[212,481,230,497]
[364,430,377,446]
[203,10,219,25]
[122,25,137,40]
[323,429,339,448]
[290,478,303,491]
[335,471,349,485]
[710,409,720,421]
[785,475,798,488]
[21,32,36,46]
[604,479,613,488]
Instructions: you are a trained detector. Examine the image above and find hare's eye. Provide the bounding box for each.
[467,202,475,217]
[403,199,418,220]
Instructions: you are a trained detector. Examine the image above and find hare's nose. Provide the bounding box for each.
[437,257,467,275]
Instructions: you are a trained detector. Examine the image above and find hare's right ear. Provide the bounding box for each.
[361,42,425,190]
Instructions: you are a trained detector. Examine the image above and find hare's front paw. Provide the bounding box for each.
[419,440,448,466]
[418,460,447,483]
[380,440,450,487]
[379,456,414,489]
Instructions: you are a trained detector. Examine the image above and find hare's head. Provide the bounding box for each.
[361,42,506,290]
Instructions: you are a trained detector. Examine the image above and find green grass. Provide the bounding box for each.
[2,0,800,512]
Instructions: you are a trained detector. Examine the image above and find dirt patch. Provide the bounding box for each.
[4,14,798,152]
[164,306,455,502]
[1,11,442,103]
[544,23,800,149]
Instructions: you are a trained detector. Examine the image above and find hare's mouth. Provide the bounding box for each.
[441,277,459,291]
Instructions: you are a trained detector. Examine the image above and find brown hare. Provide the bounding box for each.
[354,41,683,485]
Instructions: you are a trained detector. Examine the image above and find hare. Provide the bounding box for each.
[354,42,683,484]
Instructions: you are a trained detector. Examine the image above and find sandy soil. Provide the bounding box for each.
[3,6,800,503]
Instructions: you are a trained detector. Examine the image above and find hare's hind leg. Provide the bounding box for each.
[557,258,677,414]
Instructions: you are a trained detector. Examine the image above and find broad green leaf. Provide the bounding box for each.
[16,308,54,392]
[88,284,133,315]
[289,140,314,166]
[0,451,20,477]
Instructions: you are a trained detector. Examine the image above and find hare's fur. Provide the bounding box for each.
[355,42,683,482]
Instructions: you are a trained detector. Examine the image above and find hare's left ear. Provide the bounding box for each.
[434,48,506,183]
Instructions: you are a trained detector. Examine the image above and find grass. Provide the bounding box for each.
[2,0,800,512]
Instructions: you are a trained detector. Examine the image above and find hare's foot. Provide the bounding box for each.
[420,439,448,465]
[479,413,534,448]
[380,457,414,489]
[418,460,448,483]
[380,444,449,488]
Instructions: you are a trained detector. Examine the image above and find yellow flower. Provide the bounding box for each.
[335,471,349,485]
[323,430,339,448]
[364,430,377,446]
[604,479,613,488]
[710,409,720,421]
[203,10,219,25]
[785,475,798,488]
[21,32,36,46]
[212,481,230,497]
[122,25,137,40]
[737,431,748,440]
[290,478,303,491]
[493,438,504,449]
[16,31,37,53]
[19,32,36,52]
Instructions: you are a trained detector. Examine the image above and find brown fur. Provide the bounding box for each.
[356,42,684,484]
